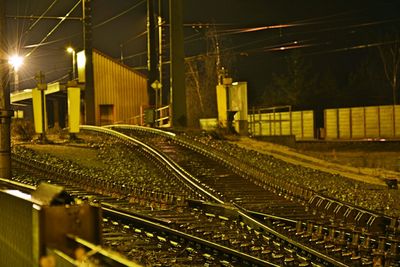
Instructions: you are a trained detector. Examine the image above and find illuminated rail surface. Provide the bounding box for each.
[8,125,400,266]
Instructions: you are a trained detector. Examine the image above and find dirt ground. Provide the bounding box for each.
[302,150,400,172]
[23,144,107,169]
[232,137,400,186]
[295,141,400,172]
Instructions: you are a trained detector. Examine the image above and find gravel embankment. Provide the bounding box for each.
[185,133,400,218]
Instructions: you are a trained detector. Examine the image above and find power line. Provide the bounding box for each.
[94,0,145,29]
[25,0,59,34]
[121,30,146,46]
[304,40,400,56]
[216,18,400,55]
[25,0,82,57]
[22,0,146,50]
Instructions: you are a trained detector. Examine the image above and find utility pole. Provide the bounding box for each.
[158,0,163,108]
[82,0,95,125]
[147,0,157,108]
[169,0,186,127]
[0,0,12,179]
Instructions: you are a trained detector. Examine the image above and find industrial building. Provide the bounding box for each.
[11,49,149,129]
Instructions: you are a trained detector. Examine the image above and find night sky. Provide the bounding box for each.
[5,0,400,109]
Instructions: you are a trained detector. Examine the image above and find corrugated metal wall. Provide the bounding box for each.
[249,110,314,140]
[0,191,40,266]
[324,105,400,139]
[93,50,148,125]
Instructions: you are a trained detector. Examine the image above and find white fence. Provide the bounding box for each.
[324,105,400,139]
[249,107,314,140]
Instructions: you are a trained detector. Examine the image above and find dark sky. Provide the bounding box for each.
[5,0,400,105]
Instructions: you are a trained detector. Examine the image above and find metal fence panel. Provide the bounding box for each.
[379,105,395,138]
[249,109,313,140]
[351,107,365,138]
[325,109,338,139]
[302,111,315,139]
[280,112,291,135]
[365,106,379,137]
[0,191,40,267]
[325,105,400,139]
[291,111,302,138]
[338,108,351,139]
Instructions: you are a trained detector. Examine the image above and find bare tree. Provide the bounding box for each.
[378,33,400,105]
[269,51,317,109]
[185,54,218,127]
[185,26,235,127]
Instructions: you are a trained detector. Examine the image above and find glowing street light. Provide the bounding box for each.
[67,46,76,80]
[8,55,24,91]
[8,55,24,71]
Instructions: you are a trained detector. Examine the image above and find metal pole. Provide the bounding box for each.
[147,0,157,108]
[14,70,18,91]
[120,44,124,63]
[40,89,46,140]
[72,50,76,80]
[0,0,12,178]
[82,0,95,125]
[158,0,163,107]
[169,0,186,127]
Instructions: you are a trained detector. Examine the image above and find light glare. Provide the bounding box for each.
[8,55,24,71]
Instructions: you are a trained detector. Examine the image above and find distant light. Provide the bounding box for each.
[232,82,239,85]
[67,47,75,54]
[280,47,285,50]
[8,55,24,71]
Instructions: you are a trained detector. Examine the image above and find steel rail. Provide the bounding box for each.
[0,177,277,266]
[81,125,225,204]
[0,177,36,191]
[108,124,314,201]
[104,125,361,266]
[110,124,395,232]
[9,146,343,265]
[102,205,278,267]
[236,210,349,267]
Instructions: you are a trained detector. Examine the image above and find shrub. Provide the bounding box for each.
[11,119,35,141]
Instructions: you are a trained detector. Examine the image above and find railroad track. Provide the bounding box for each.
[9,125,400,266]
[0,178,273,266]
[108,124,400,266]
[4,172,308,266]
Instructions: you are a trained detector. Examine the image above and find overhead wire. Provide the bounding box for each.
[23,0,146,50]
[120,16,400,68]
[25,0,82,57]
[304,39,400,56]
[17,1,400,73]
[93,0,145,29]
[218,17,400,56]
[25,0,59,34]
[15,66,71,85]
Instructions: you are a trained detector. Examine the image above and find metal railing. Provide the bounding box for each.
[155,105,170,127]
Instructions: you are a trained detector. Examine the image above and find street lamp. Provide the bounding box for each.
[8,55,24,91]
[67,47,76,80]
